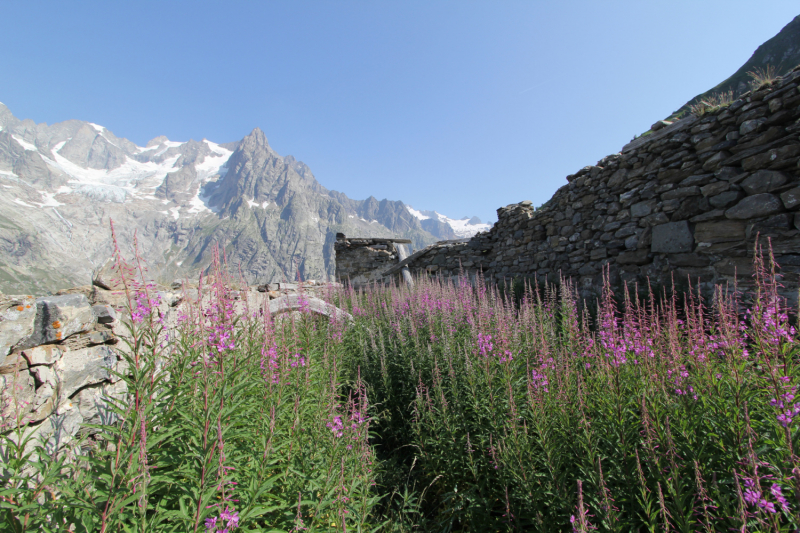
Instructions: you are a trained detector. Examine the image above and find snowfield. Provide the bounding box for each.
[406,205,492,238]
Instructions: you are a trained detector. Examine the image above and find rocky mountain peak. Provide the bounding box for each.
[0,102,19,131]
[241,127,270,151]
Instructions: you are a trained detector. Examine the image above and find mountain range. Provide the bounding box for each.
[0,103,489,294]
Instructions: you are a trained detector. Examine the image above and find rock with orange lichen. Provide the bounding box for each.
[0,295,37,364]
[16,294,95,350]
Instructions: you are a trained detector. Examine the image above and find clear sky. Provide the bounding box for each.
[2,1,798,224]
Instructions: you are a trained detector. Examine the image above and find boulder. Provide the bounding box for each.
[740,170,788,195]
[651,221,693,253]
[0,295,36,363]
[725,194,784,220]
[17,294,95,350]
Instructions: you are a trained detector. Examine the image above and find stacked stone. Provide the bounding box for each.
[334,234,410,288]
[0,293,125,456]
[0,277,350,459]
[398,65,800,303]
[399,238,489,282]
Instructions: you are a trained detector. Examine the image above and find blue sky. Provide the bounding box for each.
[2,1,798,224]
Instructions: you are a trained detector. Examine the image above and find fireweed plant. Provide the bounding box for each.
[332,245,799,532]
[1,235,378,532]
[0,237,798,532]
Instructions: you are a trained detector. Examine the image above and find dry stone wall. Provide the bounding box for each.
[334,235,412,288]
[0,277,346,459]
[374,67,800,303]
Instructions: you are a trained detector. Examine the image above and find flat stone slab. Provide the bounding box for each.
[725,193,784,220]
[57,345,119,401]
[651,221,693,254]
[268,294,353,322]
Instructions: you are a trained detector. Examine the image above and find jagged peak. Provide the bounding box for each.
[241,127,269,149]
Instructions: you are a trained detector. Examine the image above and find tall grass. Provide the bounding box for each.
[1,241,799,531]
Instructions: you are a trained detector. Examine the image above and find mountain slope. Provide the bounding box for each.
[671,14,800,118]
[0,103,446,294]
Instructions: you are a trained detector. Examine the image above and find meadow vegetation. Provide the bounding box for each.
[2,243,799,532]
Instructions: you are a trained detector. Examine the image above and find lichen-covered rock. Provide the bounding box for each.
[17,294,96,349]
[0,295,36,364]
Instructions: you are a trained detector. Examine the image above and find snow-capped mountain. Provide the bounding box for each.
[0,102,450,294]
[406,205,492,239]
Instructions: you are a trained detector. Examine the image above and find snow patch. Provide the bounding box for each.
[169,207,180,220]
[406,205,430,221]
[14,198,34,207]
[43,145,182,200]
[12,136,37,151]
[89,123,105,133]
[406,205,491,238]
[34,191,63,208]
[444,216,491,238]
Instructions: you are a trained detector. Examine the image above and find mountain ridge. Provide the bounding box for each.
[0,104,488,295]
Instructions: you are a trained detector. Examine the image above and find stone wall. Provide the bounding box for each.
[334,235,412,288]
[372,67,800,303]
[0,292,127,456]
[0,277,345,458]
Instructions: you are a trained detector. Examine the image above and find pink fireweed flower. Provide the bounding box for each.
[206,505,239,532]
[530,368,549,393]
[327,415,344,438]
[499,350,514,363]
[477,333,493,357]
[260,345,280,384]
[770,484,790,511]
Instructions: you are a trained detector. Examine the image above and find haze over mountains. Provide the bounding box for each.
[0,103,489,294]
